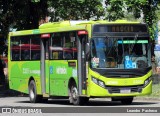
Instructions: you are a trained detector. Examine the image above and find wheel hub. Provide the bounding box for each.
[30,87,35,99]
[72,87,78,100]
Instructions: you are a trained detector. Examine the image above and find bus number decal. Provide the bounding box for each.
[56,67,67,74]
[23,68,30,74]
[22,68,40,75]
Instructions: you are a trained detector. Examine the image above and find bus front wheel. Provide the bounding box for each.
[29,80,41,103]
[69,82,88,105]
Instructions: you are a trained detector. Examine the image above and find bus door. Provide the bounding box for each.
[40,34,50,97]
[77,31,88,96]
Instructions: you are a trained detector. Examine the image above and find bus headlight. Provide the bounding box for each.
[144,77,152,86]
[92,77,98,84]
[92,77,105,88]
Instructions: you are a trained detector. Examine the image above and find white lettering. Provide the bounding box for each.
[56,67,67,74]
[127,109,141,113]
[28,109,42,113]
[133,80,143,84]
[142,109,157,113]
[22,68,40,75]
[106,81,118,85]
[23,68,30,74]
[30,70,40,75]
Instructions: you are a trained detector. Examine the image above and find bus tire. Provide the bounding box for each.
[121,97,133,105]
[69,82,87,105]
[29,80,41,103]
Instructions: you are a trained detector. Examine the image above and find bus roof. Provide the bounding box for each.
[9,20,143,36]
[9,24,86,37]
[39,20,141,29]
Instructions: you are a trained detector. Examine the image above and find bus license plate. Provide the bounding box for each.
[120,88,131,93]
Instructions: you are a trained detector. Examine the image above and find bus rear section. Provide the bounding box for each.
[87,23,152,104]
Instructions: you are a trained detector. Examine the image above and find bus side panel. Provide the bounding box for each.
[49,60,77,96]
[9,61,41,94]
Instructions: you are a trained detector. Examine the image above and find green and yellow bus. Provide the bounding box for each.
[8,20,152,105]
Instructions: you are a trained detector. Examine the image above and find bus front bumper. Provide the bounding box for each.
[88,80,152,97]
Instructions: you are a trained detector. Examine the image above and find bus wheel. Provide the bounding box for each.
[69,83,81,105]
[121,97,133,105]
[69,84,79,105]
[69,82,89,105]
[29,80,41,103]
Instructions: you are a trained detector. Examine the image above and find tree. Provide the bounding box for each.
[0,0,48,38]
[49,0,104,21]
[0,0,49,56]
[105,0,125,21]
[0,0,104,36]
[105,0,159,40]
[0,0,104,55]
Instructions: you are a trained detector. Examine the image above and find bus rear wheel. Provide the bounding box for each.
[29,80,41,103]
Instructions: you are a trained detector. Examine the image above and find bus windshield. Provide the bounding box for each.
[91,36,150,69]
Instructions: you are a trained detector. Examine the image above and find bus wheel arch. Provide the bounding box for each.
[68,77,77,91]
[28,76,34,87]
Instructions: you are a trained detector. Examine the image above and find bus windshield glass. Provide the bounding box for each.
[90,36,150,69]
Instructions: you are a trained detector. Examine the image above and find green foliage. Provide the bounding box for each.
[156,4,160,21]
[0,0,49,55]
[49,0,104,21]
[0,0,48,37]
[105,0,159,40]
[105,0,125,21]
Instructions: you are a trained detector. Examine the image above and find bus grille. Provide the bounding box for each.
[106,86,143,94]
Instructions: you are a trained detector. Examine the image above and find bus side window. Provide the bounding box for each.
[64,52,72,59]
[11,37,20,61]
[63,32,77,60]
[22,50,30,60]
[13,54,20,60]
[32,53,40,60]
[50,32,77,60]
[50,33,63,60]
[20,37,31,60]
[31,35,41,60]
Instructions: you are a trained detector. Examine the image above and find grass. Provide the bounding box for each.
[136,82,160,100]
[138,74,160,99]
[145,83,160,98]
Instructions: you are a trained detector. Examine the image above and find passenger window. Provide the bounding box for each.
[31,36,40,60]
[20,37,30,60]
[11,37,21,61]
[49,32,77,60]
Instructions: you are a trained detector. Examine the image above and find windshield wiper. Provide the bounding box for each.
[106,38,117,56]
[130,34,138,53]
